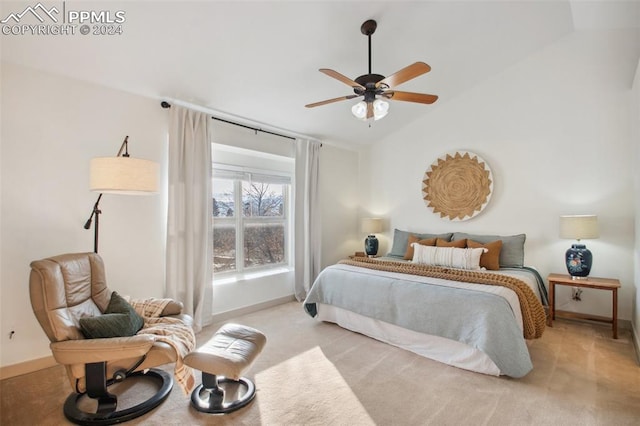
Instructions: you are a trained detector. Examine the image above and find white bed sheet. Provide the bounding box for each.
[316,303,501,376]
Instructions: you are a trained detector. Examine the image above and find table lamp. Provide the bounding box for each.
[559,214,599,279]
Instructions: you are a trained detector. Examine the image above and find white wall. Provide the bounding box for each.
[318,144,361,267]
[632,58,640,346]
[363,29,639,321]
[1,62,168,367]
[0,62,361,368]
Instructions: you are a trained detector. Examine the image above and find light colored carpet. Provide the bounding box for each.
[2,301,639,425]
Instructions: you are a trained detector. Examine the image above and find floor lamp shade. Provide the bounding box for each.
[85,136,160,254]
[362,218,383,256]
[559,215,598,278]
[90,157,159,194]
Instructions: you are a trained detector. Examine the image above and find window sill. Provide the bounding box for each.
[213,266,293,285]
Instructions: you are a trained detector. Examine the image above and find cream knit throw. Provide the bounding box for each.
[339,258,546,339]
[129,297,197,394]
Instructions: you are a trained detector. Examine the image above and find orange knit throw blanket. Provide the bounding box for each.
[338,257,546,339]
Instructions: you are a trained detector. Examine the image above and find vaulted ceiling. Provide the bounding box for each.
[2,1,639,146]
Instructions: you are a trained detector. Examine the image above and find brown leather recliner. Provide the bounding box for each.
[29,252,191,425]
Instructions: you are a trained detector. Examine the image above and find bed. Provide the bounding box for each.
[303,230,548,378]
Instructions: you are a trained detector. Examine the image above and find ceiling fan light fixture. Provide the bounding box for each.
[306,20,438,120]
[373,98,389,120]
[351,99,389,121]
[351,101,368,120]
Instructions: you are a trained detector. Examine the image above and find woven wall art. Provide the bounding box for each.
[422,151,493,221]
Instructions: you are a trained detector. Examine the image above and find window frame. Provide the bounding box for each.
[212,163,292,281]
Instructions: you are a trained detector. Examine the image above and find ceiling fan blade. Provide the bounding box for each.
[383,90,438,104]
[305,94,359,108]
[366,102,374,119]
[377,62,432,88]
[319,69,364,89]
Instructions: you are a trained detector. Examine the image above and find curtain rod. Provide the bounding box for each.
[160,101,296,141]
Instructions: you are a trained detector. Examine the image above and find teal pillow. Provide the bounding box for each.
[79,292,144,339]
[452,232,526,268]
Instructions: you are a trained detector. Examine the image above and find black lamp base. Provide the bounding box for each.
[364,235,379,256]
[565,244,592,278]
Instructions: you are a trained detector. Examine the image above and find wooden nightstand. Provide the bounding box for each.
[547,273,621,339]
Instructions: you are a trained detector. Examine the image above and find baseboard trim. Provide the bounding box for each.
[620,319,632,331]
[209,295,296,325]
[632,322,640,366]
[0,355,57,380]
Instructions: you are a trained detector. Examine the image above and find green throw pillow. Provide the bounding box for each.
[80,313,135,339]
[79,291,144,339]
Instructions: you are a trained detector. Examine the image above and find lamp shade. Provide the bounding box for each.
[351,100,390,121]
[559,215,599,240]
[372,99,389,120]
[351,101,367,120]
[361,218,382,234]
[90,157,159,194]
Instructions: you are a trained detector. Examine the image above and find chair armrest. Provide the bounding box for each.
[50,335,156,365]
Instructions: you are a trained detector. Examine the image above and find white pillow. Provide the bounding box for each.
[411,244,487,270]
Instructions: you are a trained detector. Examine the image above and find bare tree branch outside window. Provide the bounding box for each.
[213,176,288,274]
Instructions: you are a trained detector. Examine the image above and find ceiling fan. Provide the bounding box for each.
[305,19,438,121]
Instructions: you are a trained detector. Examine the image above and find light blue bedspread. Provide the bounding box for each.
[304,264,534,378]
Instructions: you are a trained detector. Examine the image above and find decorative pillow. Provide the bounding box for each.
[79,313,136,339]
[79,291,144,339]
[412,244,487,270]
[452,232,525,268]
[388,229,453,258]
[436,238,466,248]
[404,236,436,260]
[467,239,503,270]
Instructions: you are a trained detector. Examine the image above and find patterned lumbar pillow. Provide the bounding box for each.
[412,244,487,270]
[79,291,144,338]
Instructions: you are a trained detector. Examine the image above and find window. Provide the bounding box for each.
[212,165,291,277]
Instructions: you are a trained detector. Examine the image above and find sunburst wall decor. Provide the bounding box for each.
[422,151,493,221]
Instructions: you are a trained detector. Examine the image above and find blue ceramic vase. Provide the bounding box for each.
[365,235,379,256]
[565,244,592,278]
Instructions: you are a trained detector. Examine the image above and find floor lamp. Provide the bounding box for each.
[84,136,159,253]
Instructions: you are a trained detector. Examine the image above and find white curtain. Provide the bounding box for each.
[166,106,213,332]
[294,138,322,301]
